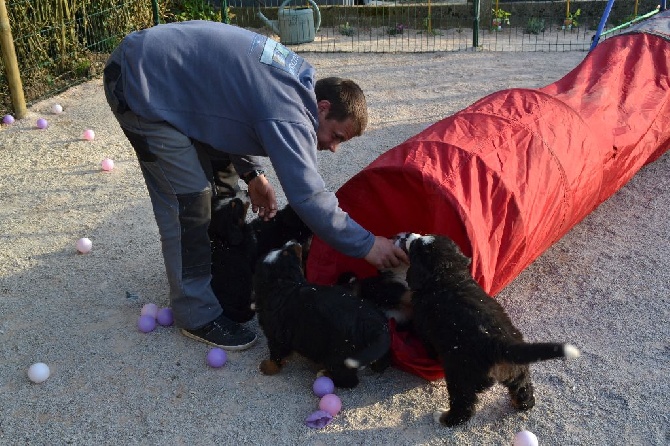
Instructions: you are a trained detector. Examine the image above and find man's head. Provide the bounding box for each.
[314,77,368,152]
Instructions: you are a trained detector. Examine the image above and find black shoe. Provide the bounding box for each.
[181,314,257,351]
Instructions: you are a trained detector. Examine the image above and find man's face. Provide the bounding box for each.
[316,100,357,153]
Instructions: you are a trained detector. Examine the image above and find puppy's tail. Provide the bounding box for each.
[344,329,392,369]
[501,342,580,364]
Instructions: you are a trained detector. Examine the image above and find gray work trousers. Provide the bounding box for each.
[103,49,239,329]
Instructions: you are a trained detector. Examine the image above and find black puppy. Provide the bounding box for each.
[209,196,313,323]
[209,196,256,323]
[254,241,391,388]
[402,233,580,426]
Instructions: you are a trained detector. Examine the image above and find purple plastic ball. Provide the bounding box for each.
[3,114,14,125]
[137,315,156,333]
[206,348,227,368]
[156,307,174,326]
[313,376,335,397]
[36,118,48,129]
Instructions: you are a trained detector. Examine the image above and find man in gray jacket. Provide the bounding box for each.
[103,21,407,351]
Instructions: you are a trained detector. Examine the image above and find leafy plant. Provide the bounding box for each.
[387,23,405,36]
[421,16,443,36]
[525,17,545,35]
[564,8,581,28]
[339,22,355,37]
[491,8,511,29]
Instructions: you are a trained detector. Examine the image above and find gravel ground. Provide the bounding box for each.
[1,49,668,445]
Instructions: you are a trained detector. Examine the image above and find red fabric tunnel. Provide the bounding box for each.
[306,25,670,380]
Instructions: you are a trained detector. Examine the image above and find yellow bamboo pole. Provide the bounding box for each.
[0,0,26,117]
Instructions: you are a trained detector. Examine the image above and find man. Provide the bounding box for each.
[103,21,408,351]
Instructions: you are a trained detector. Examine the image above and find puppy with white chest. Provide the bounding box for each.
[253,241,391,388]
[402,233,580,427]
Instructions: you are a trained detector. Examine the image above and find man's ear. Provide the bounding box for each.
[317,100,331,113]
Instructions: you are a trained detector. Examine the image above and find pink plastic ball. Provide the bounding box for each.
[137,315,156,333]
[156,307,174,326]
[36,118,48,129]
[2,114,14,125]
[76,237,92,254]
[82,129,95,141]
[206,348,227,368]
[101,158,114,171]
[319,393,342,416]
[313,376,335,397]
[140,303,159,319]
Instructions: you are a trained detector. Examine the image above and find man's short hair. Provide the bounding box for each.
[315,77,368,136]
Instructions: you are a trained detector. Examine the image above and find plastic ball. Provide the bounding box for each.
[137,315,156,333]
[82,129,95,141]
[76,237,92,254]
[36,118,48,129]
[51,103,63,114]
[312,376,335,397]
[2,114,14,125]
[101,158,115,172]
[156,307,174,326]
[28,362,51,383]
[206,348,227,368]
[319,393,342,416]
[304,410,333,429]
[140,303,159,319]
[514,430,539,446]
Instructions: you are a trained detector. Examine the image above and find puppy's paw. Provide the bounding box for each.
[259,359,281,375]
[435,408,472,427]
[433,408,448,424]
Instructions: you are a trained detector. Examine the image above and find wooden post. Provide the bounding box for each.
[0,0,26,118]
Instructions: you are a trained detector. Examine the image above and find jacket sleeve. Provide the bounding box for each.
[255,119,375,258]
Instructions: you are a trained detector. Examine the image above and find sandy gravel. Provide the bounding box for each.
[1,48,668,445]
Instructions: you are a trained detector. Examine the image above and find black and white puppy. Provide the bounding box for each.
[401,233,580,426]
[337,232,415,326]
[254,241,391,388]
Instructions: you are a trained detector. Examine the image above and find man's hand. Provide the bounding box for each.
[364,236,409,270]
[247,175,278,221]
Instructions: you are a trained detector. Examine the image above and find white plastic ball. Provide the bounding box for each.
[140,303,159,319]
[76,237,92,254]
[514,430,539,446]
[51,103,63,114]
[28,362,51,383]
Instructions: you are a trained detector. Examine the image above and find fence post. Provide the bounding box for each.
[473,0,480,49]
[151,0,160,25]
[0,0,26,118]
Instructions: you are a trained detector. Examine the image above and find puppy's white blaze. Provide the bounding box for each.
[419,235,435,245]
[564,344,581,359]
[433,409,448,424]
[404,233,422,251]
[262,249,281,264]
[344,358,360,369]
[385,309,409,324]
[250,302,256,311]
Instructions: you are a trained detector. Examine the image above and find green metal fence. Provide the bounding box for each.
[0,0,660,116]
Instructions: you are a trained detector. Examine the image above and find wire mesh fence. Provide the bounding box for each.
[0,0,662,114]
